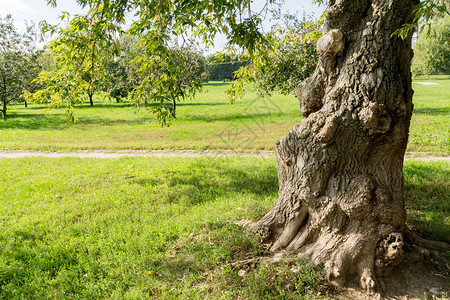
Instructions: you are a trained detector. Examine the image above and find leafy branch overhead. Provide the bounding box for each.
[395,0,449,38]
[225,12,322,103]
[28,2,123,122]
[30,0,278,125]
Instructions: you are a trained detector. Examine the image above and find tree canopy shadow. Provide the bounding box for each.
[413,107,450,115]
[74,102,134,109]
[202,82,230,88]
[177,102,227,107]
[182,112,288,123]
[0,112,67,130]
[132,158,278,206]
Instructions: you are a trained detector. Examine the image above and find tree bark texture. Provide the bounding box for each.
[251,0,418,292]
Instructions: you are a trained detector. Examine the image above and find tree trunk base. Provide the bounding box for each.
[244,219,449,297]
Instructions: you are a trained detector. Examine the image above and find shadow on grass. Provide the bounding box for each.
[177,102,228,107]
[413,76,450,81]
[0,109,154,130]
[0,113,153,131]
[0,112,67,130]
[403,163,450,243]
[183,112,288,123]
[202,82,230,88]
[75,117,153,128]
[413,107,450,115]
[132,159,278,206]
[74,102,134,109]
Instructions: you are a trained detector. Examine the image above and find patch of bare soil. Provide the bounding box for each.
[228,248,449,300]
[413,82,439,86]
[0,150,277,159]
[332,256,449,300]
[235,220,449,300]
[0,150,449,161]
[235,220,449,299]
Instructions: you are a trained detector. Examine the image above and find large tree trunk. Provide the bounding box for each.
[251,0,419,292]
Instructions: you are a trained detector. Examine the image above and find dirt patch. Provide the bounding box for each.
[0,150,275,159]
[0,150,449,161]
[333,258,449,300]
[413,82,439,86]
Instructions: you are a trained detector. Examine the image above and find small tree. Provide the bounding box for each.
[224,12,321,102]
[0,15,39,121]
[101,33,207,122]
[31,4,122,117]
[102,34,144,103]
[104,59,128,102]
[128,40,206,125]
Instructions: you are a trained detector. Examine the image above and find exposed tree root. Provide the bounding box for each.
[234,219,449,299]
[405,229,450,252]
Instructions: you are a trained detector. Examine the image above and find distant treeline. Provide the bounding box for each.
[206,55,248,81]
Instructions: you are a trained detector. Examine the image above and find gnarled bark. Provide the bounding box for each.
[251,0,422,292]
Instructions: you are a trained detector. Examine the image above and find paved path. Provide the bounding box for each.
[0,150,449,161]
[413,81,439,86]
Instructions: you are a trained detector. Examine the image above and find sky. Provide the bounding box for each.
[0,0,325,53]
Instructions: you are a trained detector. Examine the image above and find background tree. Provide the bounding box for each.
[104,59,128,102]
[101,34,208,114]
[101,34,142,103]
[128,40,206,125]
[412,14,450,75]
[29,3,122,120]
[0,15,40,120]
[206,54,248,81]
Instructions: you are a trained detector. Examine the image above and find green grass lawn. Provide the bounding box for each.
[1,76,448,154]
[1,157,448,299]
[0,83,300,152]
[0,156,329,299]
[409,75,450,155]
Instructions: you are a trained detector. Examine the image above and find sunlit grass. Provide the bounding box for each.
[0,156,331,299]
[409,75,450,155]
[0,157,447,298]
[404,160,450,243]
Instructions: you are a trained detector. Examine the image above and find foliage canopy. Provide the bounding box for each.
[224,11,322,103]
[33,0,449,125]
[0,15,40,121]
